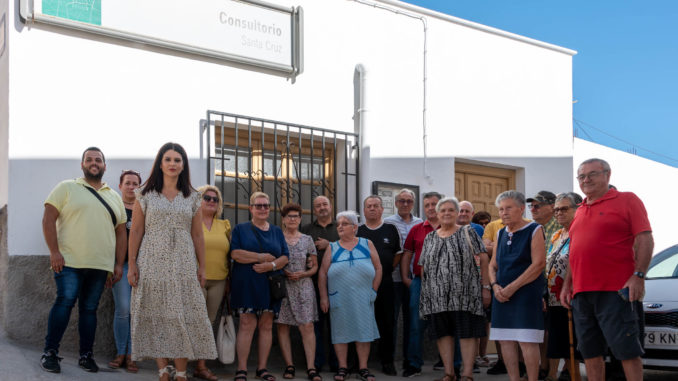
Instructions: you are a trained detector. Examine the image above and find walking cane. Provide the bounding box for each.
[567,309,579,381]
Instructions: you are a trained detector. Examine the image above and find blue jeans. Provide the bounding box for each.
[407,277,461,368]
[112,263,132,355]
[44,266,108,355]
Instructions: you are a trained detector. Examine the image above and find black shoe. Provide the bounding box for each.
[382,363,397,376]
[433,360,444,371]
[454,366,461,378]
[40,350,62,373]
[558,369,571,381]
[487,359,507,375]
[473,363,481,374]
[403,366,422,378]
[538,367,549,380]
[78,352,99,372]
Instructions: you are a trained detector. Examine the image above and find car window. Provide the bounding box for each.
[647,249,678,279]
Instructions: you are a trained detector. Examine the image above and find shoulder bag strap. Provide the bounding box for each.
[82,184,116,226]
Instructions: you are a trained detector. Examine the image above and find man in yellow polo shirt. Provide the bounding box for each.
[40,147,127,374]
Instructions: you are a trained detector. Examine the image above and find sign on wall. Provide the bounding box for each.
[20,0,303,78]
[372,181,420,218]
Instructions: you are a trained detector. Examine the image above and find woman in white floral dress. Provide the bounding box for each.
[128,142,217,381]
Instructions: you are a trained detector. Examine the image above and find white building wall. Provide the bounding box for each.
[573,138,677,254]
[6,0,576,256]
[0,0,8,208]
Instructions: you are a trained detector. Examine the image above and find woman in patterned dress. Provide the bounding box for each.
[128,142,217,381]
[276,203,321,381]
[318,211,382,381]
[544,192,582,381]
[488,191,546,381]
[418,197,491,381]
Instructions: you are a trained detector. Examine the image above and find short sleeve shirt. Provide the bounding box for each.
[482,219,504,242]
[383,213,422,281]
[357,222,401,282]
[44,178,126,272]
[569,189,652,295]
[204,218,232,280]
[403,220,438,277]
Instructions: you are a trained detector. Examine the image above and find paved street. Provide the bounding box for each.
[1,329,676,381]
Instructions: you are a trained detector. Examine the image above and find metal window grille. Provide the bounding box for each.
[203,111,360,226]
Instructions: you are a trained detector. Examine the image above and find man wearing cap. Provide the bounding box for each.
[561,158,652,381]
[527,191,562,252]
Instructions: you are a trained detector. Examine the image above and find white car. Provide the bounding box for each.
[643,244,678,369]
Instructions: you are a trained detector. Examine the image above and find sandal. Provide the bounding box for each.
[257,368,277,381]
[435,374,456,381]
[158,365,175,381]
[334,367,348,381]
[307,368,322,381]
[284,365,296,379]
[194,366,218,380]
[175,369,188,381]
[108,355,125,369]
[460,377,473,381]
[357,368,375,381]
[125,355,138,373]
[235,369,248,381]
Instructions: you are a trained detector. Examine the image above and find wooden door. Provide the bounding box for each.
[455,163,516,220]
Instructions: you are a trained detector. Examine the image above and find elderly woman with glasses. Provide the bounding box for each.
[488,190,546,381]
[418,197,491,381]
[318,211,382,381]
[276,203,321,381]
[543,192,583,381]
[230,192,290,381]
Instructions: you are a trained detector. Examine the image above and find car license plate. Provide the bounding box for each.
[645,327,678,349]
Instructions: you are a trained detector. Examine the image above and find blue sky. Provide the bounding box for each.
[402,0,678,167]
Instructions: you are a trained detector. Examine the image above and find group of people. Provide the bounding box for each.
[39,145,652,381]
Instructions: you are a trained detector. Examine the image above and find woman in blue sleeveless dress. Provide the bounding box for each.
[488,191,546,381]
[318,211,382,381]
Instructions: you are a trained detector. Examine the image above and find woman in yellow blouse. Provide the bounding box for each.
[195,185,231,381]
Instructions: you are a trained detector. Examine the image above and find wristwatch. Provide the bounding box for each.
[272,262,277,271]
[633,271,645,279]
[482,285,491,291]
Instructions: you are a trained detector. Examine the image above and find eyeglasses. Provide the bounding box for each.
[576,170,608,182]
[553,206,571,214]
[202,195,219,203]
[397,199,414,204]
[528,204,543,210]
[337,222,354,227]
[251,203,270,210]
[284,214,301,219]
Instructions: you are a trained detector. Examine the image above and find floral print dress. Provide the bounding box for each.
[130,190,217,361]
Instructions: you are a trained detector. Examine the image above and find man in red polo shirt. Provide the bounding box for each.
[560,158,653,381]
[400,191,442,377]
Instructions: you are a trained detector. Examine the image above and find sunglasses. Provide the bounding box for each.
[202,195,219,203]
[251,203,271,210]
[121,169,141,176]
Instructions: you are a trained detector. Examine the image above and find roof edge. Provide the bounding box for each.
[374,0,578,56]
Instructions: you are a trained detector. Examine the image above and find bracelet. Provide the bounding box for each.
[491,281,499,288]
[271,261,277,271]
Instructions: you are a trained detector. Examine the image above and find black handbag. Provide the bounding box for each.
[249,222,287,301]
